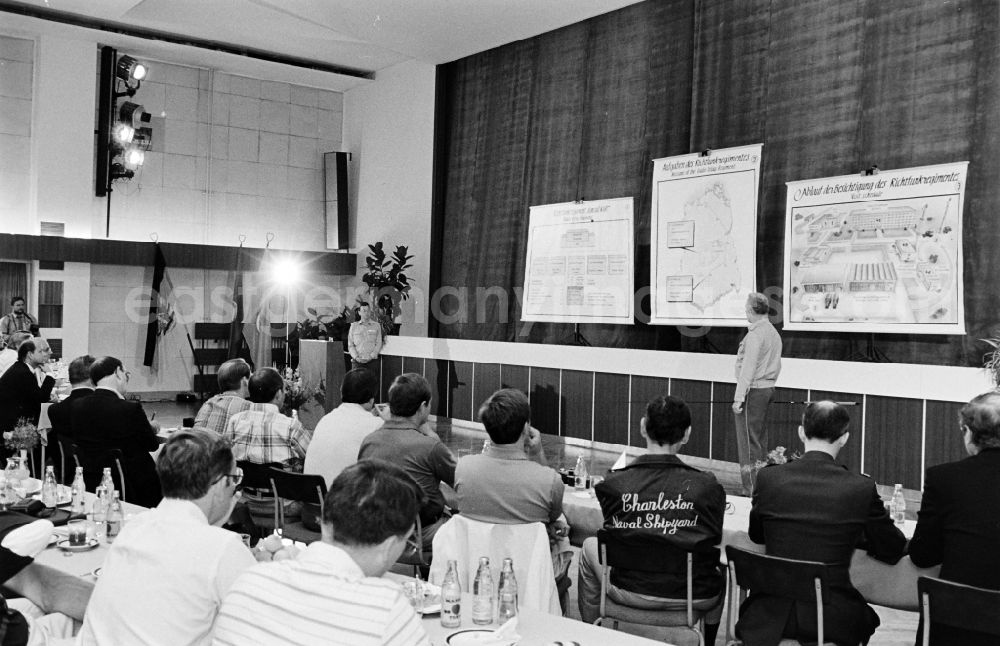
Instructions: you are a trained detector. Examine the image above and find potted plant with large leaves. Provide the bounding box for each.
[362,242,414,337]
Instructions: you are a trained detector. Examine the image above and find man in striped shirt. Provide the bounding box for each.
[212,460,429,646]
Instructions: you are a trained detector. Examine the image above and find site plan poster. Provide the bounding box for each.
[650,144,763,326]
[783,162,967,334]
[521,198,634,325]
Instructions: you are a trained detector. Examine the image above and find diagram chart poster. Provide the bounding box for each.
[783,162,967,334]
[650,144,763,326]
[521,198,634,324]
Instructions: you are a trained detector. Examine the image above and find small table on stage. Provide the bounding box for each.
[561,488,939,611]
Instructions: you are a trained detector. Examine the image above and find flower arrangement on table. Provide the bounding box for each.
[3,418,40,452]
[280,368,326,417]
[748,445,802,477]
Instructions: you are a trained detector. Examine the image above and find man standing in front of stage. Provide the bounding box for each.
[732,292,782,494]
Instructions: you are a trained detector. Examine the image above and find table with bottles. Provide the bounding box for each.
[31,468,147,575]
[388,558,666,646]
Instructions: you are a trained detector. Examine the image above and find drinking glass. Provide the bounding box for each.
[403,579,425,614]
[67,520,88,546]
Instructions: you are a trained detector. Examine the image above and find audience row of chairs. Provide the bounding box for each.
[46,450,1000,644]
[594,530,1000,646]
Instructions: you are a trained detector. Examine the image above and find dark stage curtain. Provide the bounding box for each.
[433,0,1000,367]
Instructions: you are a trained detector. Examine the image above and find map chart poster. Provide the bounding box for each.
[521,198,634,325]
[783,161,967,334]
[650,144,763,326]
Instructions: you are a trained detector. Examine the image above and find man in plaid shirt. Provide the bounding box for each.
[194,359,256,434]
[224,367,312,466]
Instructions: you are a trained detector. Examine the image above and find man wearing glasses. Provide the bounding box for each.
[79,429,254,646]
[70,356,163,507]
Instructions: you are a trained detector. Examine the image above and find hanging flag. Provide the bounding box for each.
[226,245,246,360]
[142,244,167,367]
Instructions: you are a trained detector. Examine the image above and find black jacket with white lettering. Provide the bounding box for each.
[595,453,725,599]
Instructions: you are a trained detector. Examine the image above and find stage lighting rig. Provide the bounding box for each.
[96,46,153,235]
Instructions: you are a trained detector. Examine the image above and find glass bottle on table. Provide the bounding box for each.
[90,491,107,541]
[41,466,58,508]
[472,556,493,625]
[497,557,518,622]
[574,455,589,490]
[70,467,87,515]
[890,483,906,526]
[105,492,123,542]
[440,560,462,628]
[100,467,115,501]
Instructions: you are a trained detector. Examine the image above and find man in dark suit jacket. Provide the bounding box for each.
[908,391,1000,646]
[70,356,162,508]
[46,355,95,482]
[0,338,55,436]
[737,401,906,646]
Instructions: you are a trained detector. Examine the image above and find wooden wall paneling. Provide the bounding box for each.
[402,356,425,377]
[766,387,809,460]
[560,370,594,441]
[499,364,530,394]
[379,355,401,402]
[593,373,630,446]
[629,375,671,448]
[669,379,712,459]
[448,361,474,421]
[924,400,967,470]
[864,395,923,489]
[425,359,449,417]
[810,390,863,473]
[529,367,561,436]
[472,363,501,416]
[711,383,739,463]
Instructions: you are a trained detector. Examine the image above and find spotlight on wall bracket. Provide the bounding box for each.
[116,55,147,83]
[96,45,153,236]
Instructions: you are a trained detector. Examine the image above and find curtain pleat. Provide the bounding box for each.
[434,0,1000,367]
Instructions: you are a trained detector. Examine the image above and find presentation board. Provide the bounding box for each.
[521,198,634,324]
[650,144,763,326]
[783,162,967,334]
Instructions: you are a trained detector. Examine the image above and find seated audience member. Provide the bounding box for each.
[212,460,430,646]
[71,356,162,507]
[0,534,93,644]
[908,391,1000,646]
[578,395,725,643]
[46,354,96,443]
[738,401,906,646]
[454,388,571,578]
[305,368,383,486]
[0,331,31,376]
[358,373,455,548]
[79,429,254,646]
[0,337,55,435]
[193,359,255,435]
[223,367,312,466]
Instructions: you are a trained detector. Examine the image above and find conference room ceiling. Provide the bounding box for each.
[6,0,645,89]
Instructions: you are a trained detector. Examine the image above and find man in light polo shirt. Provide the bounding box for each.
[358,373,455,549]
[732,291,782,494]
[454,388,572,604]
[304,368,384,486]
[213,460,429,646]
